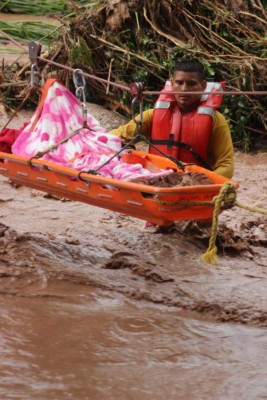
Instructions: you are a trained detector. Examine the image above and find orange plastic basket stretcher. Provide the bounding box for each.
[0,150,236,226]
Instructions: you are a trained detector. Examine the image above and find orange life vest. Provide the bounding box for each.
[149,81,225,168]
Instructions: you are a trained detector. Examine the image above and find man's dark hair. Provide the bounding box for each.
[171,59,206,81]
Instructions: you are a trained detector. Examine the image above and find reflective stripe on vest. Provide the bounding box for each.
[201,82,224,102]
[197,106,215,118]
[154,101,171,109]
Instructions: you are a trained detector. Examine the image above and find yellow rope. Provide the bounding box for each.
[201,182,236,264]
[157,181,267,264]
[201,183,267,264]
[235,201,267,215]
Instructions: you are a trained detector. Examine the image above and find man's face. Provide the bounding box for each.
[170,71,207,113]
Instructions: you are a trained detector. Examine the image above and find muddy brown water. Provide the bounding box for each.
[0,104,267,400]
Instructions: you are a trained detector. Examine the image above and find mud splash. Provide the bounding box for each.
[0,207,266,328]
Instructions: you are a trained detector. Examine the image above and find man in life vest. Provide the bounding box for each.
[109,59,234,179]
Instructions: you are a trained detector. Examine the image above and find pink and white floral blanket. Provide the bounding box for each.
[12,80,171,181]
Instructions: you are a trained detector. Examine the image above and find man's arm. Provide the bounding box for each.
[109,109,154,141]
[207,111,234,179]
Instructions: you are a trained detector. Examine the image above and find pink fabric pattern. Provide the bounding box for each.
[12,81,172,181]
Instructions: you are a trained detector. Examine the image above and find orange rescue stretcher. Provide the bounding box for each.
[0,149,237,226]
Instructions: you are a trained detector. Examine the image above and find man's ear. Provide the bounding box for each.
[170,76,175,87]
[202,80,207,90]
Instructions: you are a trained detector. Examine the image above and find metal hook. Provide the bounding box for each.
[73,68,87,100]
[72,69,88,128]
[132,96,143,123]
[28,41,41,64]
[129,81,144,101]
[130,82,144,135]
[30,63,40,87]
[28,41,42,87]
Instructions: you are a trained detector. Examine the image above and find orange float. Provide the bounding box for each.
[0,149,237,226]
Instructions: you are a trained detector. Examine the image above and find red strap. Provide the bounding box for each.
[170,105,182,141]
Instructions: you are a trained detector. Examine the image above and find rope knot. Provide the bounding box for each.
[215,181,237,210]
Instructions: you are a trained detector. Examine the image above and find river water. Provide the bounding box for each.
[1,13,267,400]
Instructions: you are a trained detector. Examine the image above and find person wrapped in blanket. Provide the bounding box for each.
[11,78,174,183]
[109,59,234,179]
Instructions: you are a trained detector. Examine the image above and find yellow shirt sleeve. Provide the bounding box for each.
[207,111,234,179]
[109,109,234,179]
[109,109,154,141]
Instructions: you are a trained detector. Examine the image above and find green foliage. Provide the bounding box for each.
[69,36,93,67]
[0,0,93,15]
[0,20,60,45]
[221,95,261,152]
